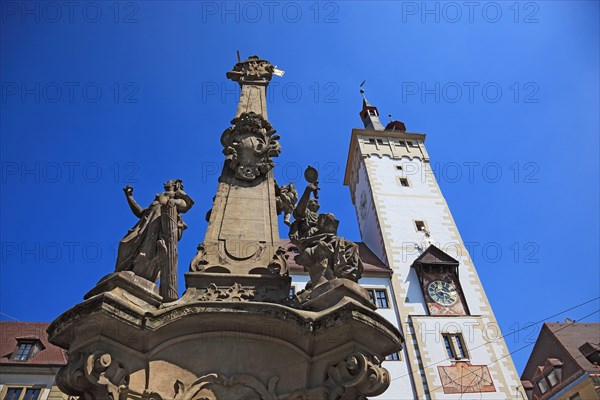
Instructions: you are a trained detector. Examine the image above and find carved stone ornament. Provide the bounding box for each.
[115,179,194,302]
[221,112,281,181]
[173,374,279,400]
[267,245,289,276]
[189,242,209,272]
[198,283,257,302]
[324,353,390,400]
[275,181,298,226]
[56,351,129,400]
[226,55,275,83]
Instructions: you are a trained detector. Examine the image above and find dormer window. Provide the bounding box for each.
[12,340,42,361]
[368,109,378,116]
[532,359,563,396]
[546,369,559,387]
[537,378,549,393]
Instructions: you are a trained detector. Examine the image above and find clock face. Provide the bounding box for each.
[427,280,457,306]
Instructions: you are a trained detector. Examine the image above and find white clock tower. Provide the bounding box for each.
[343,93,526,399]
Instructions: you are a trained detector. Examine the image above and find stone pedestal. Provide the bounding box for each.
[48,278,403,400]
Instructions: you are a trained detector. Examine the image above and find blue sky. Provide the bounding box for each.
[1,1,598,373]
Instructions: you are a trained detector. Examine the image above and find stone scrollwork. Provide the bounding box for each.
[173,374,278,400]
[267,246,289,276]
[226,55,275,83]
[189,242,209,272]
[221,112,281,181]
[56,351,129,400]
[324,353,390,400]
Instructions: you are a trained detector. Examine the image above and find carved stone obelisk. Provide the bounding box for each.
[187,55,289,301]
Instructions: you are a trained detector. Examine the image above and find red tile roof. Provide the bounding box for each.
[545,322,600,371]
[0,322,67,366]
[280,239,391,275]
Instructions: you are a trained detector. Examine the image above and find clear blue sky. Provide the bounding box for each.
[1,1,598,373]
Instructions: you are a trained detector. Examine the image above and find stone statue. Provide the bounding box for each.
[289,167,363,291]
[275,181,298,226]
[115,179,194,301]
[226,55,275,83]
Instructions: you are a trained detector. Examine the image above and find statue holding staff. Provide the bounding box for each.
[115,179,194,301]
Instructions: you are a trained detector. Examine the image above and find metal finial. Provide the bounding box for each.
[359,80,367,99]
[236,50,241,63]
[388,113,394,123]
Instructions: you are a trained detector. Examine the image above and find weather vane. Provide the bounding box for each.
[359,80,367,100]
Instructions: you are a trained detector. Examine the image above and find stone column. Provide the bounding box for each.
[160,202,179,301]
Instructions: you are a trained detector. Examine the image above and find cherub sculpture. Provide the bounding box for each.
[275,181,298,226]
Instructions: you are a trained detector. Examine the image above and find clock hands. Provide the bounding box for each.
[428,281,458,306]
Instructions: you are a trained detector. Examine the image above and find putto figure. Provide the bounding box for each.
[115,179,194,301]
[288,167,363,292]
[275,181,298,226]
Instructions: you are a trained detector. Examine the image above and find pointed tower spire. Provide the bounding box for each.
[359,81,385,131]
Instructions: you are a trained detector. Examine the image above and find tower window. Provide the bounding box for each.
[415,220,427,232]
[399,178,409,187]
[368,109,378,116]
[407,141,416,147]
[366,288,390,308]
[396,140,406,146]
[368,138,376,144]
[442,333,469,360]
[376,139,384,145]
[289,286,296,297]
[385,352,401,361]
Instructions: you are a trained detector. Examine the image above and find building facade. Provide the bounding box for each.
[292,95,526,399]
[521,322,600,400]
[0,322,68,400]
